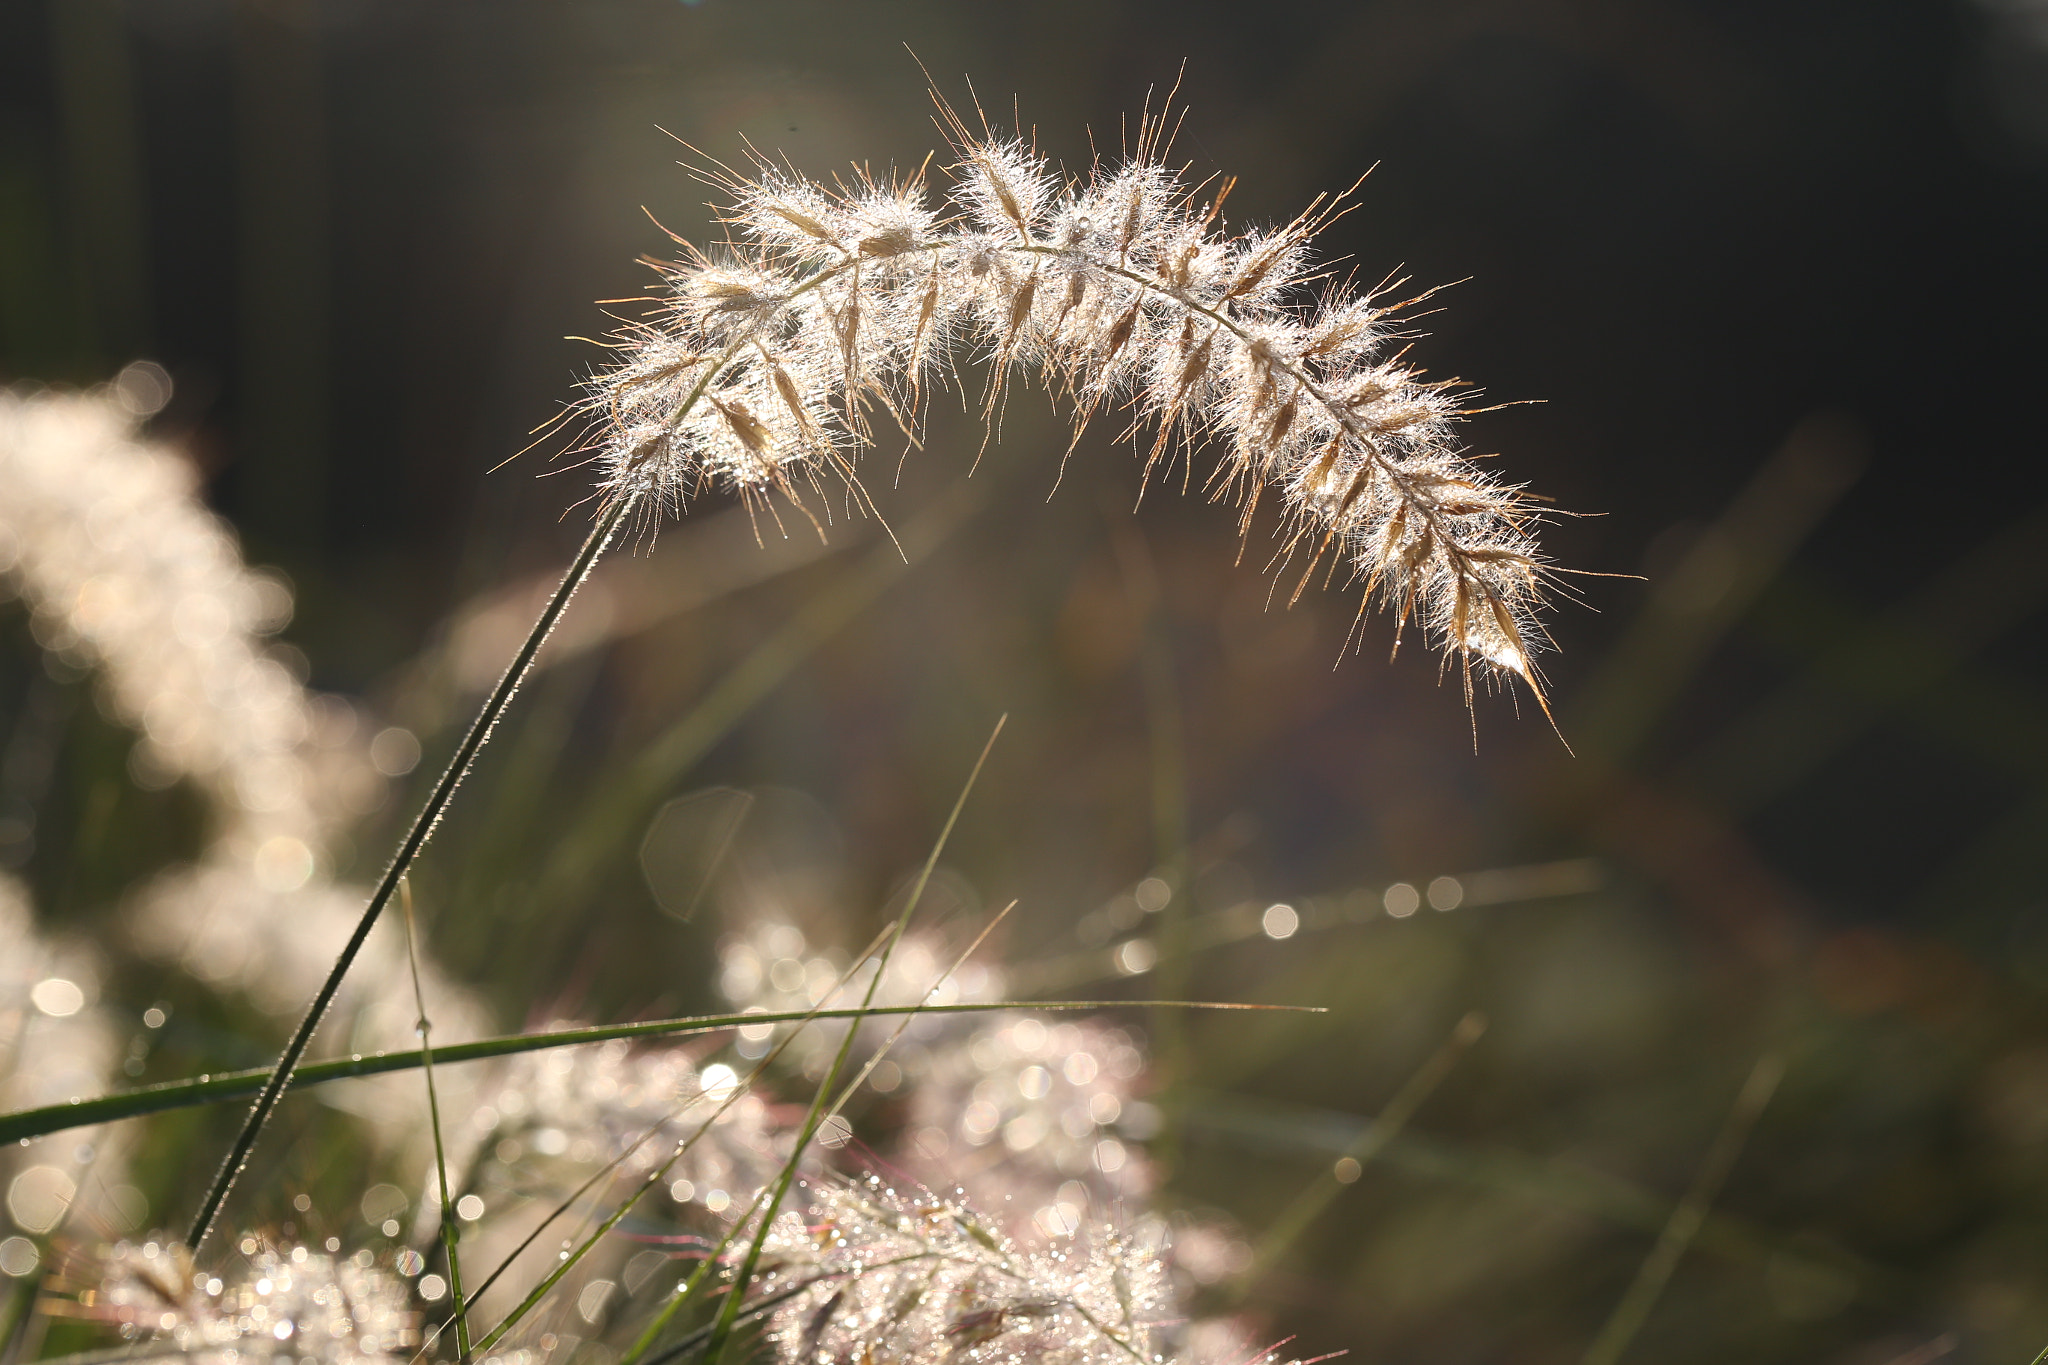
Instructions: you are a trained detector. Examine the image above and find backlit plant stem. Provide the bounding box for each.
[184,496,632,1251]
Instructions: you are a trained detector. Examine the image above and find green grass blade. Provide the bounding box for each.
[613,904,975,1365]
[1579,1054,1784,1365]
[0,1000,1308,1147]
[616,1207,748,1365]
[814,902,1014,1139]
[448,918,1019,1352]
[696,717,1005,1365]
[398,881,469,1360]
[466,919,910,1356]
[1243,1011,1485,1292]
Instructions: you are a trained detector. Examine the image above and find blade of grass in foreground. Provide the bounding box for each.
[464,897,971,1358]
[182,496,633,1253]
[459,920,909,1358]
[0,999,1312,1146]
[615,905,1016,1365]
[696,718,1004,1365]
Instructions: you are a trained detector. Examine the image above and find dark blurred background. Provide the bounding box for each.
[5,0,2048,1361]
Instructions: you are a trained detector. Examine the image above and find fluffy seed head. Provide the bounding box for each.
[578,97,1567,710]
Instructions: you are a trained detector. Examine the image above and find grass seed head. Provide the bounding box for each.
[580,95,1565,708]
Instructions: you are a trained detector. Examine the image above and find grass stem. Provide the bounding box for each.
[1244,1011,1485,1292]
[0,999,1310,1146]
[399,879,470,1360]
[182,497,631,1251]
[1579,1054,1784,1365]
[695,717,1005,1365]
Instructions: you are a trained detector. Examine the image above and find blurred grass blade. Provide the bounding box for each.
[1564,414,1864,765]
[1580,1054,1784,1365]
[1113,525,1193,1179]
[0,1255,45,1365]
[1881,1337,1955,1365]
[680,788,753,923]
[1180,1083,1878,1290]
[526,476,986,917]
[1244,1011,1485,1290]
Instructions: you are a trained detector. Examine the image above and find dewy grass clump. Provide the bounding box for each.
[80,1236,419,1363]
[588,97,1562,703]
[757,1173,1168,1365]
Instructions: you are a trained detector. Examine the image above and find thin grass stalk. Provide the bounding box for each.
[184,497,632,1251]
[695,718,1005,1365]
[399,880,470,1359]
[611,1195,780,1353]
[818,901,1015,1136]
[678,789,754,924]
[1579,1054,1784,1365]
[464,908,942,1358]
[526,474,986,915]
[637,1276,828,1365]
[1243,1011,1486,1293]
[461,1084,756,1356]
[617,1190,760,1365]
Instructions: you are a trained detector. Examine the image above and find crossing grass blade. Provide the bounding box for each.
[1241,1011,1485,1294]
[695,717,1005,1365]
[398,880,469,1360]
[1579,1055,1784,1365]
[0,998,1311,1147]
[614,901,1015,1365]
[463,917,912,1358]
